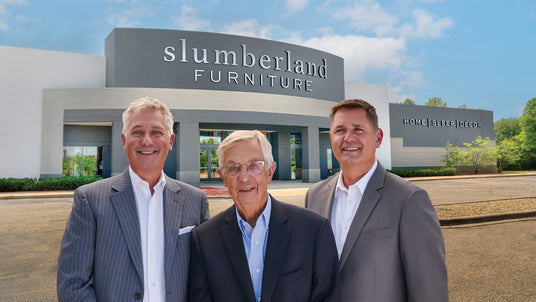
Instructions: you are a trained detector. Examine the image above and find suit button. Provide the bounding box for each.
[134,292,142,300]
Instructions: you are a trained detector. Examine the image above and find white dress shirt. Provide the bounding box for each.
[331,161,377,258]
[129,167,166,302]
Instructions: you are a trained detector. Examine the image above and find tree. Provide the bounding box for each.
[425,97,447,107]
[402,98,415,105]
[461,136,497,173]
[458,104,483,110]
[494,118,521,143]
[519,98,536,168]
[74,154,97,176]
[441,141,463,167]
[494,138,521,172]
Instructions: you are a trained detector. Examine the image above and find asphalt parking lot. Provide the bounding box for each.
[1,174,535,301]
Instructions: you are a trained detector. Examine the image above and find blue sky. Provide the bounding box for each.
[1,0,535,121]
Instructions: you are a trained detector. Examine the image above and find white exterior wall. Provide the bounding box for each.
[390,138,446,167]
[0,46,105,178]
[345,82,392,169]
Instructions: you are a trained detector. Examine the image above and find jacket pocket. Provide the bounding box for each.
[276,269,304,284]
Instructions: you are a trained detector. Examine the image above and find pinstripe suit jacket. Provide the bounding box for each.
[57,169,209,302]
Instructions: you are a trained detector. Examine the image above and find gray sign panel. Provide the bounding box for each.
[105,28,345,102]
[389,103,494,147]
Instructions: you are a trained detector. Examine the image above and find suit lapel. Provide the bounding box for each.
[322,174,339,219]
[261,197,291,302]
[221,207,257,301]
[163,177,184,282]
[339,165,386,269]
[110,169,144,282]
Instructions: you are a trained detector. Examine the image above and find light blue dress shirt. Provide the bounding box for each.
[236,196,271,302]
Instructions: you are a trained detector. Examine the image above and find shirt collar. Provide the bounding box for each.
[336,160,378,194]
[236,195,272,234]
[128,166,167,192]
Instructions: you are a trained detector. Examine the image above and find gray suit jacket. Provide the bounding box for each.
[57,169,209,302]
[305,162,448,302]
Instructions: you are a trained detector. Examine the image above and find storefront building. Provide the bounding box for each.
[0,28,492,186]
[390,103,494,170]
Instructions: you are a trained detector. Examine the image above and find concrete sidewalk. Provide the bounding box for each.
[2,172,535,202]
[1,172,535,225]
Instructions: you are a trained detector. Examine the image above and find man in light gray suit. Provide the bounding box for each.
[57,96,209,302]
[305,99,448,301]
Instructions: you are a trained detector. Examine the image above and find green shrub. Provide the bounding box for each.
[0,176,101,192]
[0,178,34,192]
[388,167,456,178]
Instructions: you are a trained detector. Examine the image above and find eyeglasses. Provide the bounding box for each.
[222,161,266,176]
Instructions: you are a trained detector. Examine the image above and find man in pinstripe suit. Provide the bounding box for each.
[57,96,209,302]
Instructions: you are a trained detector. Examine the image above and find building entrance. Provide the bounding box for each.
[199,131,221,180]
[290,133,302,180]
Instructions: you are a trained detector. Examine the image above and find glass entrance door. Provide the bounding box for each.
[200,132,222,180]
[290,133,302,180]
[199,148,219,180]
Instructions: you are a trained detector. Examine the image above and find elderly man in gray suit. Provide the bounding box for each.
[57,96,209,302]
[305,99,448,301]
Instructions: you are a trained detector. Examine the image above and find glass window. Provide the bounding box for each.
[63,146,99,176]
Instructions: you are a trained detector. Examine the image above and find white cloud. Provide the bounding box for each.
[316,26,334,35]
[0,0,26,30]
[213,1,451,96]
[332,1,398,37]
[285,0,309,14]
[332,2,452,39]
[107,3,152,27]
[325,0,453,97]
[398,9,453,39]
[298,34,407,81]
[399,70,425,88]
[417,0,445,3]
[222,19,274,39]
[173,5,210,31]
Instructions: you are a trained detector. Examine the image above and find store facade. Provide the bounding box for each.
[2,28,494,186]
[34,28,393,186]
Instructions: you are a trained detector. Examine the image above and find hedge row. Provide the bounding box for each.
[0,176,101,192]
[388,167,456,178]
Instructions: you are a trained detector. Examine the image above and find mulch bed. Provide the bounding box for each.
[435,198,536,219]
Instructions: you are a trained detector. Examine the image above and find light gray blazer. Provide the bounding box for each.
[305,162,448,302]
[57,169,209,302]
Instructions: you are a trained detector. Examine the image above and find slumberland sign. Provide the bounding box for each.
[106,28,345,102]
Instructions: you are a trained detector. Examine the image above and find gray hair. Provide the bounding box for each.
[217,130,274,172]
[122,96,174,137]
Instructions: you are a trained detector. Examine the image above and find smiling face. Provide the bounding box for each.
[330,107,383,181]
[122,109,175,183]
[217,138,276,221]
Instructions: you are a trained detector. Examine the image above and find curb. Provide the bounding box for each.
[2,192,535,226]
[0,192,74,200]
[407,172,536,182]
[439,210,536,226]
[206,195,231,200]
